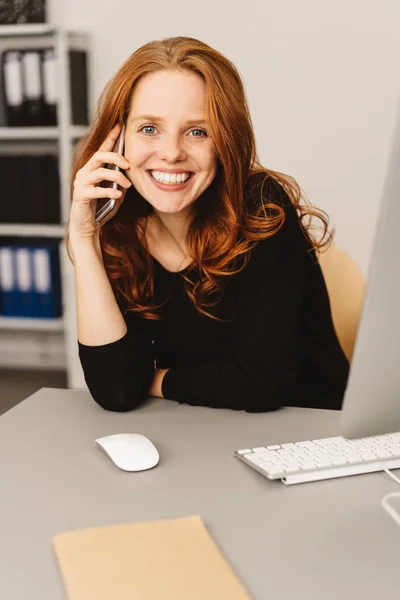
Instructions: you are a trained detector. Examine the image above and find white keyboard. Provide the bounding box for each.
[235,432,400,485]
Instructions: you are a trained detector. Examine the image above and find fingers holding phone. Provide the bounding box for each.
[94,124,130,225]
[69,124,131,245]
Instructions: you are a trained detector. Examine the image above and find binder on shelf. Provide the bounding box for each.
[0,244,18,317]
[42,49,57,126]
[15,245,35,317]
[0,54,5,127]
[0,155,60,224]
[42,155,61,222]
[1,156,22,222]
[32,244,62,319]
[22,155,47,223]
[21,50,45,126]
[0,241,63,320]
[1,50,24,126]
[69,50,89,126]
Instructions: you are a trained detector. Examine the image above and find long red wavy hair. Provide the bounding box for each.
[66,36,331,319]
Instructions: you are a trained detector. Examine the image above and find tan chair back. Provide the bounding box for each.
[318,245,365,361]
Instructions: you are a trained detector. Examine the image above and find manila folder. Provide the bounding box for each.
[53,515,253,599]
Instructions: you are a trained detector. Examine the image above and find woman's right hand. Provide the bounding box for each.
[68,124,132,246]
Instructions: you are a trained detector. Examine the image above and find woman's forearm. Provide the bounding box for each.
[71,238,127,346]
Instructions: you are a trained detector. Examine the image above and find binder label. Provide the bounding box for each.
[3,51,23,107]
[43,49,57,104]
[15,248,32,291]
[22,52,42,100]
[34,249,51,293]
[0,247,14,291]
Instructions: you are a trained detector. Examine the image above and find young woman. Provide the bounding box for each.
[66,36,349,413]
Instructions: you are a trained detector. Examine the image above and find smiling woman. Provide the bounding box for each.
[65,36,349,413]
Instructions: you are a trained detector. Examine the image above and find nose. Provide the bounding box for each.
[156,134,187,163]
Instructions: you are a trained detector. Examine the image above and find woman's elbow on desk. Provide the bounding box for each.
[87,384,148,413]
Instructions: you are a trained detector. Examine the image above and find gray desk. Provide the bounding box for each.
[0,388,399,599]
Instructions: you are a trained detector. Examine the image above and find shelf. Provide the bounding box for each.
[0,24,57,38]
[0,316,64,331]
[0,24,89,387]
[0,125,88,140]
[0,224,66,238]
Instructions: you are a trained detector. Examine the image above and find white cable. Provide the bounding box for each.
[382,467,400,485]
[381,493,400,528]
[381,467,400,529]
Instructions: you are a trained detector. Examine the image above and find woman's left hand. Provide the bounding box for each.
[148,369,169,397]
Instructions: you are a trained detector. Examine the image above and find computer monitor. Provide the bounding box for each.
[340,108,400,439]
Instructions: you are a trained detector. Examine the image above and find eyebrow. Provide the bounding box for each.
[131,114,208,126]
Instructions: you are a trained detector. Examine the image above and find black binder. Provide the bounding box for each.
[69,50,89,125]
[2,156,23,222]
[0,155,60,224]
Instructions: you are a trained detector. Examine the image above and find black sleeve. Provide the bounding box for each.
[162,184,310,412]
[78,315,155,412]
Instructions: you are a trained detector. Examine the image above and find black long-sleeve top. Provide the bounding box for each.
[78,175,349,413]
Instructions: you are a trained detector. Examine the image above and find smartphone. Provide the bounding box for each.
[94,125,126,225]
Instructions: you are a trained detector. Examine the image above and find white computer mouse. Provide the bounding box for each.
[95,433,159,472]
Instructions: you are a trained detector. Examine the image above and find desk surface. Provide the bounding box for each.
[0,388,399,600]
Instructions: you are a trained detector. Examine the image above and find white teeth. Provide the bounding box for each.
[150,170,191,185]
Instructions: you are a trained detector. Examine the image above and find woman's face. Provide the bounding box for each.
[124,69,218,216]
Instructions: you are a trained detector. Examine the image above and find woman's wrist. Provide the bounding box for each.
[68,229,102,262]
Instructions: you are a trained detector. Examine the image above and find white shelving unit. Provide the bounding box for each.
[0,316,64,331]
[0,24,89,389]
[0,224,65,237]
[0,125,88,139]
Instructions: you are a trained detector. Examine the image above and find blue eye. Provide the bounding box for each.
[190,128,207,137]
[141,125,156,135]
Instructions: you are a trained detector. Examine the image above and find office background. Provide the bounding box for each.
[1,0,400,411]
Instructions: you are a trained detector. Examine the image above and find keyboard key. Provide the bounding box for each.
[313,437,344,445]
[246,455,268,468]
[284,466,301,473]
[361,453,377,461]
[296,451,312,459]
[316,460,332,467]
[300,460,317,469]
[347,454,362,463]
[265,467,284,475]
[277,450,294,457]
[266,445,281,450]
[389,445,400,456]
[237,449,252,455]
[256,450,274,459]
[252,447,267,452]
[376,451,392,459]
